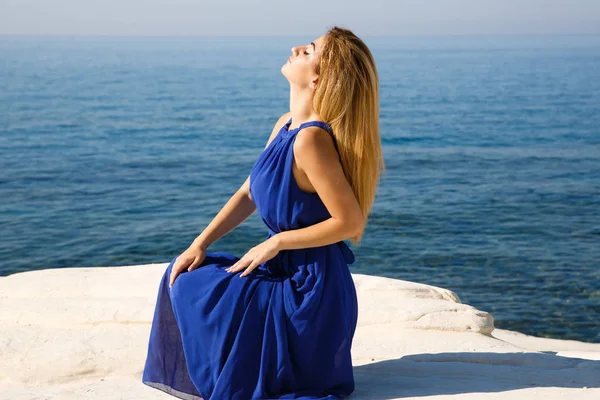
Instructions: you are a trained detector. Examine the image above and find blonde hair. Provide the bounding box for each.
[313,26,385,245]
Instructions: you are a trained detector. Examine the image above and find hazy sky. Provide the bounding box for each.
[1,0,599,36]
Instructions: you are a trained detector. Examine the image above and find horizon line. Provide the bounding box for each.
[1,32,600,38]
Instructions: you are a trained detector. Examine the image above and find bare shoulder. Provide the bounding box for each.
[293,125,338,165]
[263,111,291,149]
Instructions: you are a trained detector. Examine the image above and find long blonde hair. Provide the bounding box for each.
[314,26,385,245]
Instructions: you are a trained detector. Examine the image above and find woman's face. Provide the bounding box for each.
[281,35,326,89]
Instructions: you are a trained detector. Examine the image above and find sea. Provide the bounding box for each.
[0,34,598,343]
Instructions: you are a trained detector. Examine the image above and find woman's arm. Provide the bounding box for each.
[273,125,365,251]
[224,124,364,277]
[191,112,291,250]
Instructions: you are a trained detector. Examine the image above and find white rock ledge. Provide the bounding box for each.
[1,263,599,400]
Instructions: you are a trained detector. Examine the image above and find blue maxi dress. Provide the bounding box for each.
[142,118,359,400]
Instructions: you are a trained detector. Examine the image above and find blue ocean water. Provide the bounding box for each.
[0,35,598,343]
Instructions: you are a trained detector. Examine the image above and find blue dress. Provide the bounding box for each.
[142,118,359,400]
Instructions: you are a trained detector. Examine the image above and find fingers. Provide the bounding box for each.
[169,260,187,288]
[225,258,259,277]
[225,257,250,274]
[225,259,245,273]
[187,257,202,272]
[169,268,178,288]
[239,260,259,277]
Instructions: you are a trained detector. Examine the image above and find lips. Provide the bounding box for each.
[287,56,292,63]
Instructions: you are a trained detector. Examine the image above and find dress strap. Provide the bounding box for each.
[286,118,334,136]
[285,118,340,156]
[299,121,334,135]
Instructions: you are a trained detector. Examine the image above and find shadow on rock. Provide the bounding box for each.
[351,351,600,399]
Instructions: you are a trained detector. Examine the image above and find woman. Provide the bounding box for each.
[142,26,385,400]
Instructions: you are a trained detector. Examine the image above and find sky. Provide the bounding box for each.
[1,0,600,36]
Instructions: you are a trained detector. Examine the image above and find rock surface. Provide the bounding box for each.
[1,263,598,399]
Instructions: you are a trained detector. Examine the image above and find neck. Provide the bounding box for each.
[289,84,318,128]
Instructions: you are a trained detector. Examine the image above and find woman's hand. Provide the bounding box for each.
[225,236,280,277]
[169,243,207,288]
